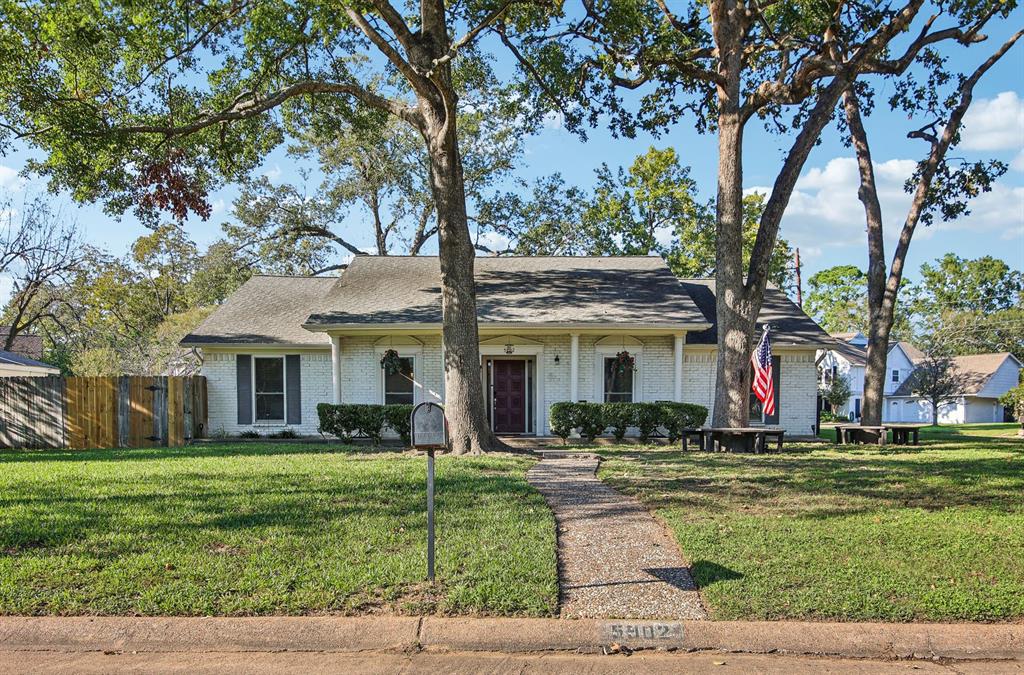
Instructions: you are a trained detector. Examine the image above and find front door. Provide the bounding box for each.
[492,359,527,433]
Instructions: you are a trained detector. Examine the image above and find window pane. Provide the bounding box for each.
[256,393,285,420]
[255,358,284,393]
[603,358,633,403]
[384,357,414,405]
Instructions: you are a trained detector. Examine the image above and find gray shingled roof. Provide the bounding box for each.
[182,276,335,346]
[0,349,58,370]
[829,339,868,366]
[304,256,710,328]
[892,352,1018,397]
[679,279,833,347]
[0,328,44,360]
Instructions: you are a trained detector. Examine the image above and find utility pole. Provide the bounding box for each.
[794,248,803,308]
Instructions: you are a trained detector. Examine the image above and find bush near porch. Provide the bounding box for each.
[599,431,1024,622]
[0,444,557,616]
[317,403,414,444]
[549,401,708,442]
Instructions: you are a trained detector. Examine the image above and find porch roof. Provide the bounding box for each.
[304,256,709,330]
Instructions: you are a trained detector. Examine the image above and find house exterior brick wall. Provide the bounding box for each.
[681,347,819,435]
[203,350,332,436]
[202,336,820,438]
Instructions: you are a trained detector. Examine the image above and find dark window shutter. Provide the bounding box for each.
[765,355,781,425]
[286,354,301,425]
[236,355,252,425]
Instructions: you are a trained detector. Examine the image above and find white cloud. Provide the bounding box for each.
[0,274,13,305]
[542,111,564,130]
[1011,149,1024,172]
[751,155,1024,254]
[475,230,511,254]
[0,165,25,192]
[961,91,1024,152]
[262,164,283,182]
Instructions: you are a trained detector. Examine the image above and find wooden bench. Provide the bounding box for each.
[703,427,785,453]
[680,427,705,452]
[840,425,888,446]
[884,423,926,445]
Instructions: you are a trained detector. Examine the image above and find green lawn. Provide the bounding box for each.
[0,444,557,617]
[598,431,1024,622]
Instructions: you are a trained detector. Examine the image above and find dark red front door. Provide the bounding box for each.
[492,360,527,433]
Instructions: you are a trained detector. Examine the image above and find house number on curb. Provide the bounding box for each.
[410,402,448,582]
[599,621,685,646]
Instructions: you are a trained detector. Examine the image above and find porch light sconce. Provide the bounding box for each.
[504,343,515,354]
[554,354,560,364]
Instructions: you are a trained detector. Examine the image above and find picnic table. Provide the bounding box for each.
[836,424,887,446]
[832,423,927,446]
[884,423,926,445]
[702,427,785,453]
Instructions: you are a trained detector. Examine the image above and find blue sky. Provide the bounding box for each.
[1,9,1022,303]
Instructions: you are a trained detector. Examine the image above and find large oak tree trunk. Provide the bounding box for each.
[417,77,503,455]
[712,109,755,427]
[710,1,754,428]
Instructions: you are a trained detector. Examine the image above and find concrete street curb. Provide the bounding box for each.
[420,618,1024,661]
[0,616,1020,662]
[0,617,420,654]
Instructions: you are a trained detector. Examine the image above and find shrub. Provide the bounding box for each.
[547,401,710,444]
[317,403,413,445]
[658,402,710,441]
[602,403,636,441]
[575,402,606,441]
[238,430,261,439]
[549,402,575,441]
[383,404,414,445]
[269,428,299,439]
[634,403,662,442]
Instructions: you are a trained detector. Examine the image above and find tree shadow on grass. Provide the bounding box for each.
[689,560,744,587]
[0,464,536,554]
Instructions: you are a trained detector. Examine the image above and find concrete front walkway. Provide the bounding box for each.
[526,454,706,619]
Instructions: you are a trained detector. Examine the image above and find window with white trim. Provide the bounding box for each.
[891,369,900,383]
[254,357,285,422]
[602,358,634,403]
[383,356,415,405]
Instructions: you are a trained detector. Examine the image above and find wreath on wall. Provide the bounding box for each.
[612,350,636,375]
[380,349,403,376]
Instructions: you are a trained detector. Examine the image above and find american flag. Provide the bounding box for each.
[751,328,775,416]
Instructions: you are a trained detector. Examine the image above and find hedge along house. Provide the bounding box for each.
[182,256,833,438]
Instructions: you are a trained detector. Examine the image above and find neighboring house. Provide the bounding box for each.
[886,352,1022,424]
[819,333,1021,423]
[181,256,833,438]
[0,327,45,361]
[818,331,868,419]
[0,350,61,377]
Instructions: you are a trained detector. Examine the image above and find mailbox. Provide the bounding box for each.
[411,402,447,449]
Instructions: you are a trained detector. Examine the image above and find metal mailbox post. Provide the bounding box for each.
[410,402,448,581]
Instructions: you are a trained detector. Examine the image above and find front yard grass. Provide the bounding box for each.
[599,433,1024,622]
[0,444,557,617]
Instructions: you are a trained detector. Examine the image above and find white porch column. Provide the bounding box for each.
[570,333,580,401]
[673,334,684,402]
[331,335,342,404]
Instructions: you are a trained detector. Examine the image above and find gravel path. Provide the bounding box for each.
[527,454,707,620]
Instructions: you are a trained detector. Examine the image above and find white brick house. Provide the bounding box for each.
[183,256,832,437]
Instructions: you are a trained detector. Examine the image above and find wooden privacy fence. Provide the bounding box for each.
[0,375,207,450]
